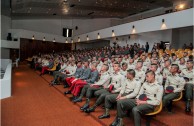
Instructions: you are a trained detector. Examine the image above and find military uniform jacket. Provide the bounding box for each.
[66,65,77,76]
[109,72,125,93]
[120,78,141,99]
[178,63,186,72]
[86,70,99,84]
[127,63,135,70]
[180,68,194,85]
[120,69,127,77]
[135,69,145,83]
[155,71,163,85]
[162,67,170,77]
[74,67,84,78]
[136,80,163,106]
[165,73,185,93]
[95,71,111,88]
[79,67,91,80]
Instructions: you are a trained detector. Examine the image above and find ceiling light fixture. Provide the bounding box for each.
[112,30,115,37]
[179,3,185,9]
[78,37,80,42]
[43,37,46,41]
[87,35,89,41]
[97,33,101,39]
[53,38,55,42]
[32,35,35,40]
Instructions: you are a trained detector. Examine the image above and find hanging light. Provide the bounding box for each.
[65,39,68,43]
[78,37,80,42]
[86,35,89,41]
[112,30,115,37]
[32,35,34,39]
[53,38,56,42]
[132,25,136,34]
[43,37,46,41]
[97,33,101,39]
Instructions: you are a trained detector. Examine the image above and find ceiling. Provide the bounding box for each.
[9,0,193,19]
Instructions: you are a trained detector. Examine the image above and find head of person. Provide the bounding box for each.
[101,64,109,72]
[179,57,185,64]
[136,60,143,69]
[170,64,179,74]
[151,58,159,65]
[126,69,136,80]
[186,60,194,69]
[183,52,188,57]
[152,52,158,58]
[145,70,155,83]
[121,62,128,71]
[113,62,120,72]
[134,54,139,59]
[129,58,134,64]
[164,60,171,67]
[71,61,75,66]
[76,61,82,67]
[83,61,89,68]
[149,64,158,72]
[118,57,122,63]
[91,62,97,70]
[171,53,177,60]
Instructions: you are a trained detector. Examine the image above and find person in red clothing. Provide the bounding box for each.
[64,61,83,88]
[40,58,54,76]
[64,61,91,95]
[71,62,99,99]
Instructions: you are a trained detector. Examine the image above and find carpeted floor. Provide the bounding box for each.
[1,64,193,126]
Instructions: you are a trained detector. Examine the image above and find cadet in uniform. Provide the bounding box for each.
[127,58,135,70]
[180,60,194,112]
[134,60,145,83]
[149,64,163,85]
[163,64,185,112]
[51,61,76,85]
[110,70,163,126]
[84,62,125,113]
[98,69,141,119]
[178,57,186,72]
[120,62,128,77]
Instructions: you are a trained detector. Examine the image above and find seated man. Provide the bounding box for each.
[64,61,83,88]
[120,62,128,77]
[51,61,76,85]
[64,61,91,92]
[98,69,141,119]
[70,62,99,100]
[52,61,67,78]
[149,63,163,85]
[84,62,125,113]
[73,64,110,106]
[134,60,145,84]
[180,60,194,112]
[163,64,185,112]
[110,70,163,126]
